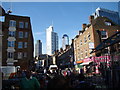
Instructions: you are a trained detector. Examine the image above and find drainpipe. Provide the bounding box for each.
[0,20,3,90]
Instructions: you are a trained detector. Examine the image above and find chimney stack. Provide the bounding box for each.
[89,15,94,24]
[82,24,87,31]
[79,31,83,35]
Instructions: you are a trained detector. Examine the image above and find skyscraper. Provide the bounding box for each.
[62,34,69,50]
[35,40,42,57]
[46,25,58,55]
[93,7,120,25]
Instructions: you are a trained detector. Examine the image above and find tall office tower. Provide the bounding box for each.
[35,40,42,57]
[1,6,34,70]
[46,25,58,55]
[93,7,120,25]
[62,34,69,50]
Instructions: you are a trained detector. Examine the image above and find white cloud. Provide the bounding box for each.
[34,31,45,35]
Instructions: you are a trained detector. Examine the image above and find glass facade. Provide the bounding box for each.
[94,8,120,25]
[35,40,42,57]
[46,26,58,55]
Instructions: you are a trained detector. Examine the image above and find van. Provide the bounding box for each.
[49,65,58,73]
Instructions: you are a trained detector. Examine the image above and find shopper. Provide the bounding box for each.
[20,70,40,90]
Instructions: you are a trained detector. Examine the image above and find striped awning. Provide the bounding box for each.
[80,61,92,65]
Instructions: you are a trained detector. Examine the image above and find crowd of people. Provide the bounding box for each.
[2,68,97,90]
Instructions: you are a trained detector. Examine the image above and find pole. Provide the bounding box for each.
[46,54,48,69]
[0,9,2,90]
[0,28,2,90]
[110,46,115,89]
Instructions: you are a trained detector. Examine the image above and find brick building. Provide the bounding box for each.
[74,16,120,70]
[1,7,34,70]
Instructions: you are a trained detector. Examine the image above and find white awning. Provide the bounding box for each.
[80,61,92,66]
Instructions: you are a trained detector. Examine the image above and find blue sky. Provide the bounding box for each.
[2,2,119,54]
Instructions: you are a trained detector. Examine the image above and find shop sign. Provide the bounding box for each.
[89,42,94,49]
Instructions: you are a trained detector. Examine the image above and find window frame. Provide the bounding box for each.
[19,21,24,28]
[24,42,27,48]
[18,31,23,38]
[9,20,16,27]
[18,42,23,48]
[101,31,107,39]
[24,32,28,38]
[9,31,15,37]
[8,41,15,47]
[18,52,23,59]
[7,52,14,58]
[25,22,28,28]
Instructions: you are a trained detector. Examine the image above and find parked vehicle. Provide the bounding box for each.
[49,65,58,73]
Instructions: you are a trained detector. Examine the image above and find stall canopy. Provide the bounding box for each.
[91,31,120,53]
[80,61,92,66]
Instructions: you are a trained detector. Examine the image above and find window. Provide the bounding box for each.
[9,20,16,27]
[18,42,23,48]
[101,31,107,39]
[85,50,87,57]
[8,41,15,47]
[18,52,22,59]
[24,42,27,48]
[88,34,91,40]
[105,21,111,26]
[84,37,87,43]
[19,22,24,28]
[104,48,108,54]
[85,52,87,57]
[117,43,120,49]
[9,31,15,37]
[24,32,28,38]
[0,16,5,22]
[80,40,82,45]
[19,31,23,38]
[25,22,28,28]
[115,30,120,37]
[8,52,14,58]
[24,52,27,57]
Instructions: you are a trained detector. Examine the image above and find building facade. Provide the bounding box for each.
[2,8,34,70]
[93,7,120,25]
[62,34,69,50]
[46,25,58,55]
[57,45,74,69]
[74,16,120,71]
[35,40,42,57]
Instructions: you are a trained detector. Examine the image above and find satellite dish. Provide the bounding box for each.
[7,2,12,14]
[7,10,12,14]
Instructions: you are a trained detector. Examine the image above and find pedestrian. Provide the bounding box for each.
[20,70,40,90]
[47,75,71,89]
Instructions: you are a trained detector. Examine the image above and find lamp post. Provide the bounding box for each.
[110,46,115,88]
[0,25,3,90]
[0,29,3,90]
